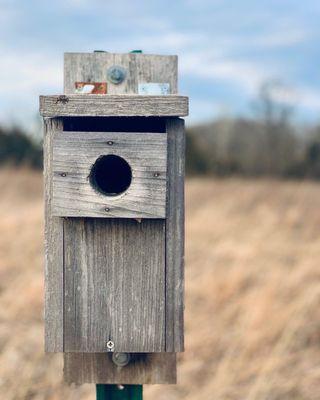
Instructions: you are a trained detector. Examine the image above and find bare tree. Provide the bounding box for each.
[252,80,297,175]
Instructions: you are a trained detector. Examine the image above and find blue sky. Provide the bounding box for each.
[1,0,320,129]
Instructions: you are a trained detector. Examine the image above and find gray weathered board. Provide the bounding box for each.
[64,52,178,95]
[64,218,165,352]
[43,52,185,384]
[165,118,185,352]
[52,131,167,218]
[44,118,64,352]
[40,94,188,117]
[64,353,176,384]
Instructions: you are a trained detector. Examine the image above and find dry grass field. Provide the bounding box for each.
[1,168,320,399]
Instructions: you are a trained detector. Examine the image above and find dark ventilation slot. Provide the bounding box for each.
[63,117,166,132]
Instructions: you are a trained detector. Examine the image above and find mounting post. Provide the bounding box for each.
[96,384,143,400]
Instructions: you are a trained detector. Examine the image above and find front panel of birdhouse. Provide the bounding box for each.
[55,126,168,353]
[41,53,187,365]
[52,130,167,219]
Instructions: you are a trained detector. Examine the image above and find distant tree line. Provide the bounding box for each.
[186,119,320,179]
[0,125,42,169]
[1,121,320,179]
[1,81,320,179]
[187,81,320,179]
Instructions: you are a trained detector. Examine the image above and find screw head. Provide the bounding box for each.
[107,140,114,146]
[107,65,126,84]
[154,172,160,177]
[106,340,115,351]
[61,172,67,177]
[105,207,110,212]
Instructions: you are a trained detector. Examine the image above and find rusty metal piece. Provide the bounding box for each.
[75,82,107,94]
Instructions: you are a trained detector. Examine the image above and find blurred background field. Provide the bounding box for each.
[1,168,320,399]
[2,1,320,399]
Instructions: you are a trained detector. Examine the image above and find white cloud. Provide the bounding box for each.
[0,51,61,94]
[129,31,206,52]
[263,83,320,112]
[0,49,62,127]
[254,29,309,47]
[180,52,271,93]
[188,98,232,124]
[297,89,320,110]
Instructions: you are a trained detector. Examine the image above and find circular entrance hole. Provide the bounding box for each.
[90,155,132,196]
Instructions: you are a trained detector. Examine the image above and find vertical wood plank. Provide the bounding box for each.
[64,53,177,95]
[63,219,166,352]
[62,52,179,383]
[165,118,185,352]
[44,117,64,352]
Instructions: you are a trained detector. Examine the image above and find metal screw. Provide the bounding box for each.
[61,172,67,177]
[106,340,115,351]
[107,65,126,85]
[107,141,114,146]
[112,352,131,367]
[154,172,160,177]
[105,207,110,212]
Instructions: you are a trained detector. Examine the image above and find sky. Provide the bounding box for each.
[1,0,320,130]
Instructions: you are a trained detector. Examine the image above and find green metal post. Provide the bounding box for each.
[96,384,143,400]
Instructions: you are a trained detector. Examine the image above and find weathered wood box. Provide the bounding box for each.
[39,52,188,384]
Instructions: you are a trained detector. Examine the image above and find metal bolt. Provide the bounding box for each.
[107,65,126,85]
[107,141,114,146]
[61,172,67,177]
[112,352,131,367]
[105,207,110,212]
[154,172,160,177]
[106,340,115,351]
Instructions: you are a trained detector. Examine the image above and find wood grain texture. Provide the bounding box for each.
[64,52,178,95]
[43,118,64,352]
[64,353,176,384]
[63,218,166,352]
[61,52,180,384]
[165,118,185,352]
[39,95,188,117]
[52,131,167,218]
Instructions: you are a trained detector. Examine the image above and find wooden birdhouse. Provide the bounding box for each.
[39,52,188,384]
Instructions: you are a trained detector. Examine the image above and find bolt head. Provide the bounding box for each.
[107,65,126,84]
[112,352,131,367]
[106,340,115,351]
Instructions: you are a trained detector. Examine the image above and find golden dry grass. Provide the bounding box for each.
[0,168,320,399]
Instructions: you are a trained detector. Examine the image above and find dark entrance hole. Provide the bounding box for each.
[90,155,132,196]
